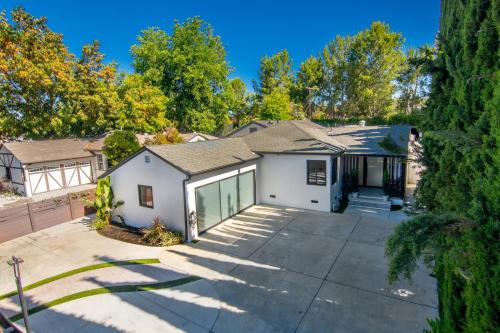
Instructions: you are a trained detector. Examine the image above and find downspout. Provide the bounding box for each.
[182,175,192,242]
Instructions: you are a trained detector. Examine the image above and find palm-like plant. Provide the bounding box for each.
[86,176,124,229]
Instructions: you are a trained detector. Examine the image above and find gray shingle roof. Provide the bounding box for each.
[324,125,411,156]
[242,121,345,154]
[147,137,260,175]
[3,139,94,164]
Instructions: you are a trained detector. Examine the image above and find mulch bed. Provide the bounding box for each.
[97,223,153,246]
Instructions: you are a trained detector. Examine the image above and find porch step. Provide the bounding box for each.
[348,194,392,211]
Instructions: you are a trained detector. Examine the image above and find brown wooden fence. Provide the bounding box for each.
[0,189,95,243]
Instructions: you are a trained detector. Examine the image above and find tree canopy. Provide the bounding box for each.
[1,8,438,138]
[0,7,172,139]
[131,17,230,133]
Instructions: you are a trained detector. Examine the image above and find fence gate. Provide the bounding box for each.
[0,189,96,243]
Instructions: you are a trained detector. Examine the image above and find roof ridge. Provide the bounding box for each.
[289,121,346,151]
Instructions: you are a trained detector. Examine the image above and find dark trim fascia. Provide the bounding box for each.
[343,153,407,158]
[255,151,344,156]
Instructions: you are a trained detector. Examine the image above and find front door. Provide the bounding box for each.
[365,157,384,187]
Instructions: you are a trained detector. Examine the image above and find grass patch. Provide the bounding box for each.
[0,258,160,301]
[9,276,201,322]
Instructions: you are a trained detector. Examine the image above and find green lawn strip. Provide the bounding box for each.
[0,258,160,301]
[9,276,201,322]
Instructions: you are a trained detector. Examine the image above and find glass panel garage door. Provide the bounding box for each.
[195,181,221,233]
[195,171,255,233]
[220,176,238,220]
[238,171,255,210]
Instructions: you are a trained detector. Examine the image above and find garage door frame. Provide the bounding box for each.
[195,170,256,233]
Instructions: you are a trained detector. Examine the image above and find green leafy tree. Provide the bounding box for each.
[115,73,170,133]
[320,35,353,118]
[62,41,122,136]
[396,46,435,114]
[347,22,405,118]
[130,27,169,87]
[292,56,323,118]
[254,49,293,98]
[386,1,499,332]
[0,7,75,137]
[260,89,291,120]
[132,18,230,133]
[103,131,141,166]
[224,78,251,127]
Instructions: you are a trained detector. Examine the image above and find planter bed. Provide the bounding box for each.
[97,222,151,246]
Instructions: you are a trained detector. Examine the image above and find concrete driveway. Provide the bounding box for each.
[160,205,438,333]
[0,206,437,332]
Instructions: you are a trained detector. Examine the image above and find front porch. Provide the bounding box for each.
[342,155,406,198]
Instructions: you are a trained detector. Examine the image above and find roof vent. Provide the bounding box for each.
[359,120,366,127]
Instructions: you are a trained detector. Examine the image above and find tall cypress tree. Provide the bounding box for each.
[386,0,499,331]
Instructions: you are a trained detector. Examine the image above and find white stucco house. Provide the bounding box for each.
[102,120,417,242]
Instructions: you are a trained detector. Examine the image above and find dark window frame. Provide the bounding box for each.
[249,127,258,133]
[307,160,327,186]
[138,185,154,208]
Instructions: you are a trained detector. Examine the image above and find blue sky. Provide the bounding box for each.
[3,1,440,89]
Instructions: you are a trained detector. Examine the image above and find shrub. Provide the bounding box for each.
[141,217,183,247]
[144,128,184,145]
[103,131,141,166]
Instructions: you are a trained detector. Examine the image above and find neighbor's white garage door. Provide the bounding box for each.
[28,161,93,194]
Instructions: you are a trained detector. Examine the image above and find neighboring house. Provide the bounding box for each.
[180,132,218,142]
[0,139,97,196]
[85,134,110,177]
[226,120,279,137]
